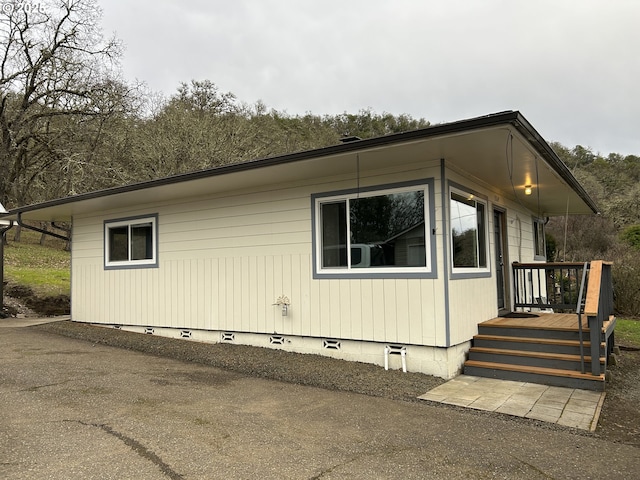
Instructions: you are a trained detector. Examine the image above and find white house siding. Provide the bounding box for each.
[70,155,552,377]
[69,155,548,377]
[71,161,449,365]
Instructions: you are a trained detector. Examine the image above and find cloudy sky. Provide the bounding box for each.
[98,0,639,156]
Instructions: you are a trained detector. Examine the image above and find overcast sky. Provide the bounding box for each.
[98,0,639,156]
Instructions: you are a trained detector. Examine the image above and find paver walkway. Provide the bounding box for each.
[419,375,605,431]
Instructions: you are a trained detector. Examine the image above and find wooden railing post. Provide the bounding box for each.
[583,260,616,377]
[588,314,601,376]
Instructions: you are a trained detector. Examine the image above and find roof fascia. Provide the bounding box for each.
[0,110,597,218]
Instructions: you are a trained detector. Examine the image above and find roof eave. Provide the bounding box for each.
[509,113,599,214]
[0,110,599,220]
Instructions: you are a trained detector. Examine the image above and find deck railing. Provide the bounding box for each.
[512,262,588,312]
[583,261,614,376]
[512,260,615,376]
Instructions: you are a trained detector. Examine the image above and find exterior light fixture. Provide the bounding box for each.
[524,185,532,196]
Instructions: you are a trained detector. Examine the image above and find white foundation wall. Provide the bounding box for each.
[71,161,450,366]
[95,323,468,379]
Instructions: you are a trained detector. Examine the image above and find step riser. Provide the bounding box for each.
[464,365,605,391]
[473,338,597,356]
[468,351,602,373]
[477,326,591,342]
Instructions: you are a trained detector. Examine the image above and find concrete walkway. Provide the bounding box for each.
[0,315,69,328]
[419,375,606,431]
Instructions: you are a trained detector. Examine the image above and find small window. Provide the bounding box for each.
[450,188,488,274]
[314,182,432,277]
[105,215,158,269]
[533,217,546,260]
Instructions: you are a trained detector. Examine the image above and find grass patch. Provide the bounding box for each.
[3,229,70,297]
[6,268,70,296]
[615,318,640,348]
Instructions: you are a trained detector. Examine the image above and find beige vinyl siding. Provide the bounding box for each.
[73,255,443,344]
[71,162,446,347]
[447,276,496,345]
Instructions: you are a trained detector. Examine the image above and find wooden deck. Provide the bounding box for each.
[472,261,616,390]
[466,311,610,390]
[481,312,587,330]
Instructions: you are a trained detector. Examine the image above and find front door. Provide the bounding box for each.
[494,209,509,314]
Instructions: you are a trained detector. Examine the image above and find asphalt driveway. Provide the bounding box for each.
[1,325,639,479]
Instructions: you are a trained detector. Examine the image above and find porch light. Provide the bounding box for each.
[524,185,532,196]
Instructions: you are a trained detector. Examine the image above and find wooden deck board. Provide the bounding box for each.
[482,313,587,330]
[464,360,605,382]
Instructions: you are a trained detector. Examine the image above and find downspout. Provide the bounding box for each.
[0,220,13,318]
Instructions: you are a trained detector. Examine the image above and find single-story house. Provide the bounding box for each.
[1,111,606,382]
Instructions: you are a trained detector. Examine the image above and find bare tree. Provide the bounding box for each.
[0,0,129,208]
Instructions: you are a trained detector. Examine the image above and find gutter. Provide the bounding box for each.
[0,215,69,317]
[16,213,70,242]
[0,110,599,218]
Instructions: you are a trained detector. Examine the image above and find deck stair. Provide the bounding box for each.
[463,313,615,391]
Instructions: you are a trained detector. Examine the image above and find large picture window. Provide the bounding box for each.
[450,188,488,274]
[314,183,432,277]
[104,215,158,269]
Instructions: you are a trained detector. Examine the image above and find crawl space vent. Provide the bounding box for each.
[269,335,285,345]
[323,339,341,350]
[180,330,192,338]
[221,332,235,343]
[144,327,154,335]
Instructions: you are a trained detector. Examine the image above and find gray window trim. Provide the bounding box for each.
[311,179,437,279]
[448,182,491,279]
[104,213,159,270]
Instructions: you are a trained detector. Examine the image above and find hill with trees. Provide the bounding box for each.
[1,1,638,317]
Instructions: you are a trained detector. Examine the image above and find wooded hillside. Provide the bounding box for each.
[1,1,638,316]
[546,144,640,316]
